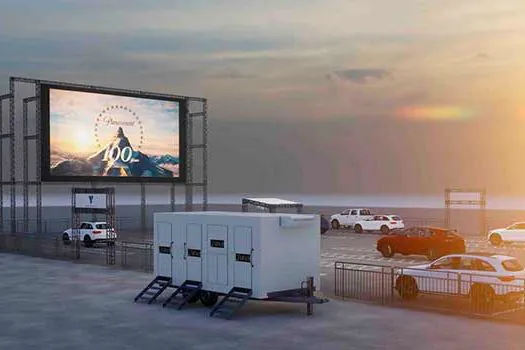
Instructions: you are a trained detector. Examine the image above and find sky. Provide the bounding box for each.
[2,1,525,196]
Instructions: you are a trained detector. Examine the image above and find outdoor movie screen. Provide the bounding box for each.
[41,84,185,182]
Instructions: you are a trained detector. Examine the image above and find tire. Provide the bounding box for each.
[331,220,340,230]
[396,276,418,300]
[380,243,394,258]
[489,234,502,247]
[470,284,495,313]
[354,224,363,233]
[62,233,71,245]
[199,291,218,307]
[184,291,199,304]
[83,235,93,248]
[380,225,390,234]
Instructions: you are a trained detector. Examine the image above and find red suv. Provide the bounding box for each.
[376,226,466,260]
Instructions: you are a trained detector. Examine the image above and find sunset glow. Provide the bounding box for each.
[397,106,474,121]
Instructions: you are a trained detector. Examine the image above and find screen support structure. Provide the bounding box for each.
[71,187,116,263]
[3,76,208,236]
[0,93,13,232]
[445,188,487,236]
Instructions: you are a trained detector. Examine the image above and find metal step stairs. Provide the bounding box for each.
[134,276,172,304]
[162,280,203,310]
[209,287,252,320]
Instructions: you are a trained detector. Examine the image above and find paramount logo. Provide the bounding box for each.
[101,115,136,127]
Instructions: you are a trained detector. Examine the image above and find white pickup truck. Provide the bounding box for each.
[330,208,374,230]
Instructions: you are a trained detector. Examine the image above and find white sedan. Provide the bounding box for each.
[395,253,525,307]
[62,221,117,247]
[488,222,525,246]
[353,215,404,234]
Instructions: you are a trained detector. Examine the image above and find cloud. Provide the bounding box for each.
[329,69,392,84]
[474,52,490,60]
[207,68,257,80]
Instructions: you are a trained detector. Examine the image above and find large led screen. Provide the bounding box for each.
[41,84,186,182]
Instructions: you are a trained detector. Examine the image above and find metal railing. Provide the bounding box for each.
[0,233,153,273]
[335,261,525,322]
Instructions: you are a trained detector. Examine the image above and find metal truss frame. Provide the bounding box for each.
[445,188,487,235]
[1,76,208,236]
[71,187,116,263]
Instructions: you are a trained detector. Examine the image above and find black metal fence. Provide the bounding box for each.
[335,261,525,322]
[0,233,153,273]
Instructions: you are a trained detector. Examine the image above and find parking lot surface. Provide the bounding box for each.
[3,252,525,350]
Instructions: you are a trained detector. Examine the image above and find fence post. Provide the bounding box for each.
[390,267,395,301]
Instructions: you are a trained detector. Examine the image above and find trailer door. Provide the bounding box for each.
[206,224,229,286]
[156,221,172,278]
[185,223,203,282]
[233,226,253,289]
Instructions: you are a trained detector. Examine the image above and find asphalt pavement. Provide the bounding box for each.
[4,252,525,350]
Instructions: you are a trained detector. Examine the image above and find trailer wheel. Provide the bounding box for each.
[199,291,218,307]
[184,291,199,304]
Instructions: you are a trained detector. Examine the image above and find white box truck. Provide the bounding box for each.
[135,211,328,318]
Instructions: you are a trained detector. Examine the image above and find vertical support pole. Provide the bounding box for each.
[185,100,193,212]
[22,99,28,233]
[202,99,208,211]
[71,188,80,260]
[170,183,176,212]
[306,276,314,316]
[444,188,450,229]
[91,182,96,222]
[140,182,146,233]
[35,83,42,234]
[0,93,10,232]
[9,78,16,233]
[106,187,115,265]
[480,189,486,236]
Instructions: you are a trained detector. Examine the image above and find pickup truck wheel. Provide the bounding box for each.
[380,243,394,258]
[489,234,502,247]
[331,220,340,230]
[83,235,94,248]
[354,224,363,233]
[396,276,418,300]
[380,225,390,234]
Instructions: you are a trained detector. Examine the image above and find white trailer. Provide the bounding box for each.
[135,211,328,318]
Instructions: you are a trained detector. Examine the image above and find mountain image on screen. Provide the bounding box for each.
[50,127,179,177]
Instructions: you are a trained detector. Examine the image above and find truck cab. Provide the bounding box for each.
[330,208,374,230]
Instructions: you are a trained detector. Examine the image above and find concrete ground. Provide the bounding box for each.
[2,253,525,350]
